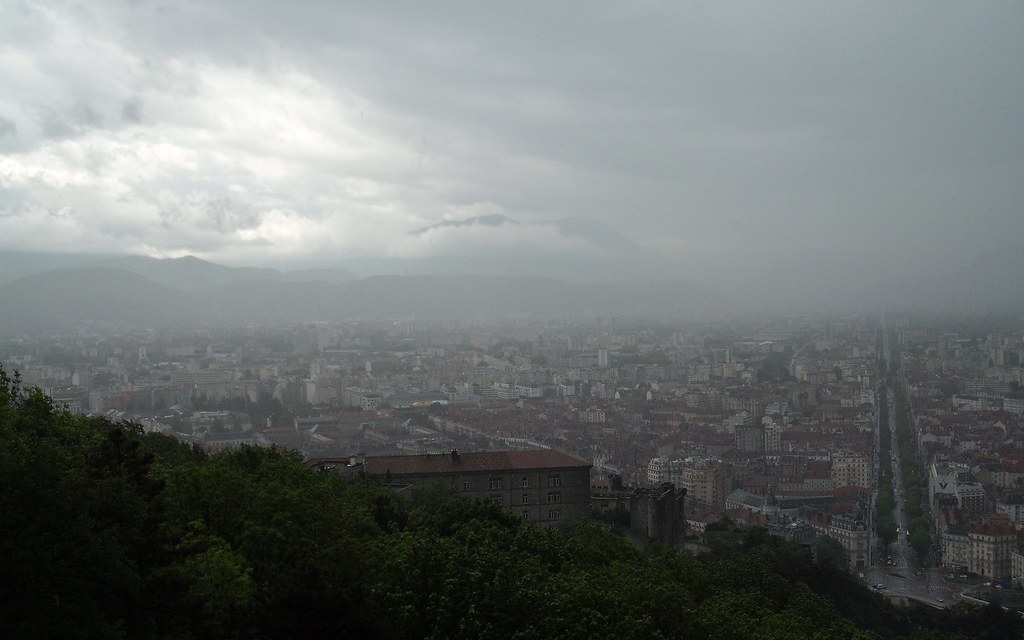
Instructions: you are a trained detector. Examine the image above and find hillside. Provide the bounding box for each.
[0,267,191,333]
[1,372,1021,639]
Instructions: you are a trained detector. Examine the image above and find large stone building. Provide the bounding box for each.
[630,483,686,549]
[679,458,728,509]
[941,525,971,572]
[647,457,727,509]
[735,423,765,452]
[956,482,988,515]
[647,457,668,484]
[764,420,783,452]
[798,506,870,570]
[1012,547,1024,588]
[995,496,1024,526]
[827,512,870,570]
[831,451,870,489]
[968,518,1016,580]
[311,449,592,526]
[929,461,972,509]
[170,369,232,401]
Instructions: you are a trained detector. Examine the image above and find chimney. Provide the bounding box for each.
[451,449,460,464]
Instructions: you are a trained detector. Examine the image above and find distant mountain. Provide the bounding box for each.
[0,267,191,334]
[5,245,1018,327]
[95,255,359,290]
[94,255,282,290]
[0,251,359,291]
[0,250,123,287]
[274,268,359,285]
[0,267,720,335]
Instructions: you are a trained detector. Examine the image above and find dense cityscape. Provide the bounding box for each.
[3,1,1024,637]
[5,309,1024,611]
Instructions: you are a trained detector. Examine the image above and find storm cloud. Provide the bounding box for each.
[0,1,1021,309]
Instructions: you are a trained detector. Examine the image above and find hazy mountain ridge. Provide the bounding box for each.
[0,267,192,333]
[94,255,360,290]
[0,250,125,287]
[0,252,359,290]
[95,255,284,290]
[1,248,1020,333]
[0,260,720,334]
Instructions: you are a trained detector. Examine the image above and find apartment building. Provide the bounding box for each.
[679,458,728,509]
[312,449,591,526]
[969,518,1017,580]
[831,452,871,489]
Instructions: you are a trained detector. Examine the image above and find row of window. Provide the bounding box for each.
[489,492,562,505]
[522,510,561,521]
[463,474,562,491]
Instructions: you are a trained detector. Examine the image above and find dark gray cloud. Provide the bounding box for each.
[0,1,1021,309]
[120,98,143,124]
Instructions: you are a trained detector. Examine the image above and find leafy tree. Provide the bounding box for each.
[159,522,257,639]
[756,351,795,384]
[877,515,899,546]
[815,535,849,569]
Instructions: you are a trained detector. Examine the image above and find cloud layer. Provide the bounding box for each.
[1,2,1022,296]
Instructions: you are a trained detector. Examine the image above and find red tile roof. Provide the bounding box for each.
[969,520,1015,537]
[316,449,591,476]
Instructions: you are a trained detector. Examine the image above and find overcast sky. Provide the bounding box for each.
[1,2,1021,296]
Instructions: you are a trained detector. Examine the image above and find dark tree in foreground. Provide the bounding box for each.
[2,366,1021,640]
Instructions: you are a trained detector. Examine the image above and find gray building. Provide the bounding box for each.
[630,483,687,549]
[312,449,592,526]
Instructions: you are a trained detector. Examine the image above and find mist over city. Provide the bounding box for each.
[2,2,1024,639]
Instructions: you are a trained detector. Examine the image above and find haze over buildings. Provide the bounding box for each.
[1,2,1022,314]
[8,4,1024,633]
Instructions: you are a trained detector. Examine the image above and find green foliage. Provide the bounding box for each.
[877,515,898,546]
[815,535,850,569]
[3,366,1022,640]
[159,522,258,638]
[593,505,631,527]
[909,529,932,559]
[756,351,795,384]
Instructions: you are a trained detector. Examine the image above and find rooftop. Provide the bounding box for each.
[312,449,591,476]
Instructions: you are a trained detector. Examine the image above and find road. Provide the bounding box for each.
[862,566,960,607]
[865,324,953,606]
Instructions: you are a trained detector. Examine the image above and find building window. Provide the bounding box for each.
[548,510,560,520]
[522,511,529,520]
[547,492,561,504]
[521,493,529,504]
[489,495,502,505]
[547,474,561,487]
[489,478,503,490]
[522,477,529,488]
[463,481,471,491]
